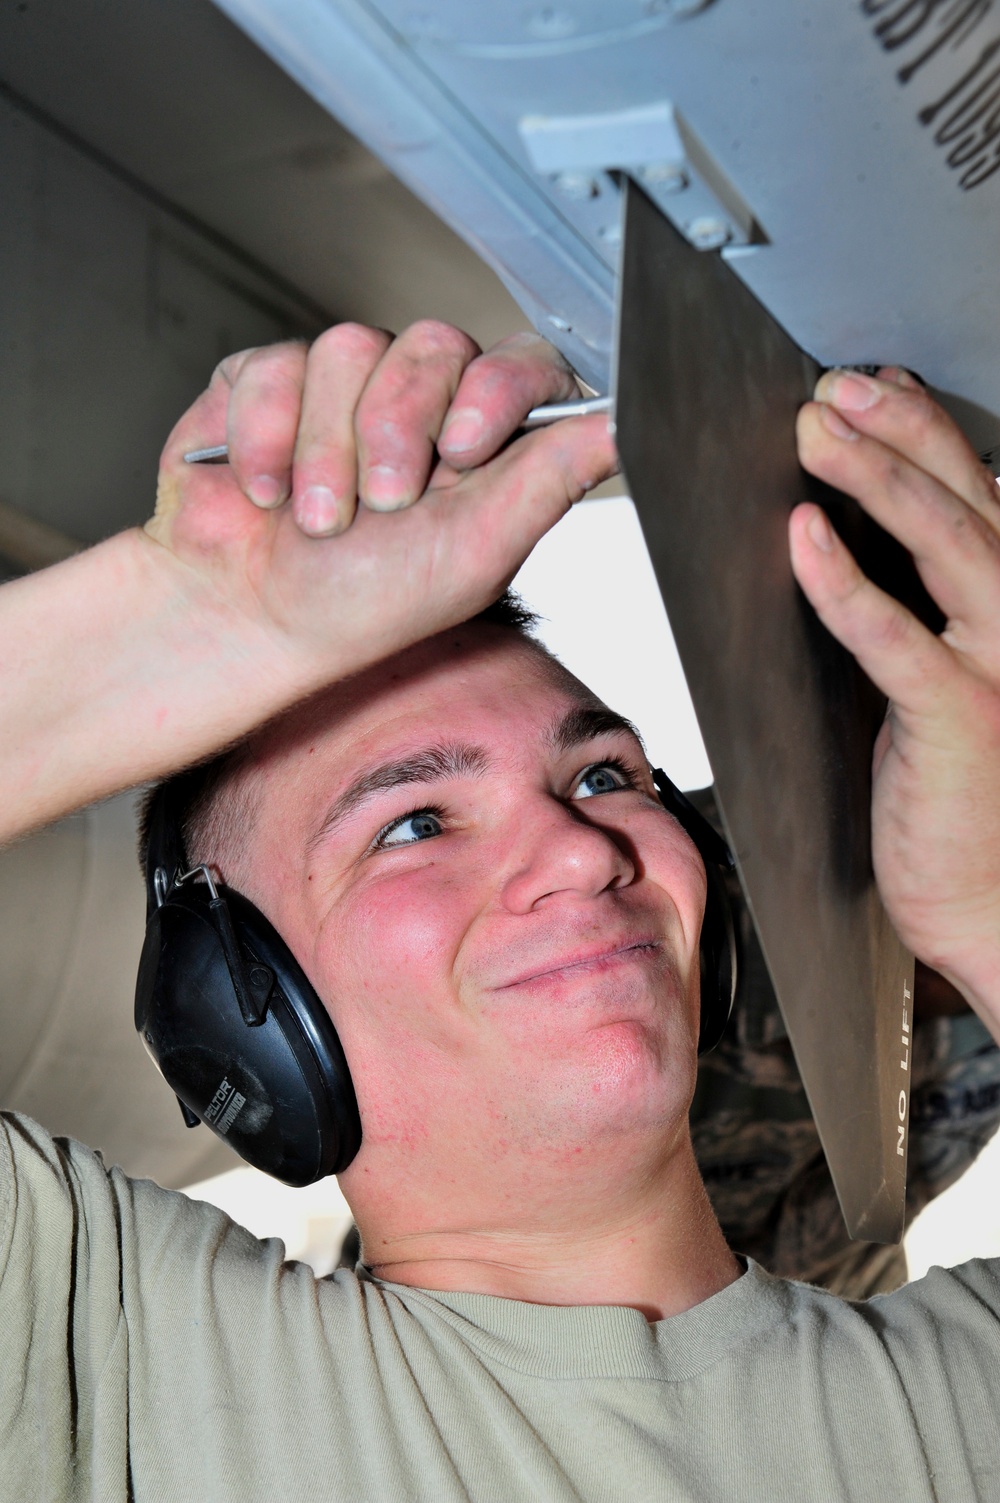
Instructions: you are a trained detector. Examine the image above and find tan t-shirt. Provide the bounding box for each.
[2,1110,998,1502]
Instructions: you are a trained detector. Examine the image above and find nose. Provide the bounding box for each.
[499,799,636,915]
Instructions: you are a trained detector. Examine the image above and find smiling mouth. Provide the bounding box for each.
[500,940,663,990]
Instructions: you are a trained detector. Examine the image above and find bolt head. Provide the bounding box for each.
[687,215,731,250]
[552,171,600,201]
[642,161,688,193]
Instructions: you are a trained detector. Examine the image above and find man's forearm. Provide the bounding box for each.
[0,530,325,846]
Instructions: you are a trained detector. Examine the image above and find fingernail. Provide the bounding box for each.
[819,404,859,441]
[295,485,340,536]
[807,509,835,553]
[828,371,881,411]
[246,474,285,508]
[439,407,485,454]
[364,464,412,510]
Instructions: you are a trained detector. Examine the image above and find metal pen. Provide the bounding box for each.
[182,394,612,464]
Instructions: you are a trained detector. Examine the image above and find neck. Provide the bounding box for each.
[351,1135,741,1322]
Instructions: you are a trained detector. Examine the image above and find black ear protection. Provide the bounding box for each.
[135,767,737,1186]
[650,769,738,1056]
[135,777,362,1187]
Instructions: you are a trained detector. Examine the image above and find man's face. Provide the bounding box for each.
[235,625,707,1223]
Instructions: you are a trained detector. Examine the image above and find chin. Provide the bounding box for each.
[522,1015,696,1148]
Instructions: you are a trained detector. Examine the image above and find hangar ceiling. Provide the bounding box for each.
[0,0,526,554]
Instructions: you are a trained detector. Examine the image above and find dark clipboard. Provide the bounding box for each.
[614,179,923,1243]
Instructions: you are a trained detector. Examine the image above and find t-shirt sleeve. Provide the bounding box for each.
[0,1110,292,1501]
[0,1106,342,1503]
[0,1112,132,1498]
[869,1258,1000,1489]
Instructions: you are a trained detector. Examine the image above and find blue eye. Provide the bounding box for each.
[375,808,444,849]
[573,761,633,799]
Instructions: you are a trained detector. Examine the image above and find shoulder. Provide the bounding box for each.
[727,1256,1000,1362]
[870,1258,1000,1356]
[0,1110,290,1315]
[0,1110,370,1371]
[762,1255,1000,1336]
[751,1256,1000,1427]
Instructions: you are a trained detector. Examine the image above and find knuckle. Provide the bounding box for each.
[898,386,938,443]
[474,333,576,399]
[353,404,408,462]
[404,319,477,365]
[210,348,256,389]
[492,329,565,365]
[886,459,998,561]
[896,384,980,479]
[240,340,307,392]
[870,607,912,653]
[312,321,391,366]
[872,448,910,498]
[945,500,993,558]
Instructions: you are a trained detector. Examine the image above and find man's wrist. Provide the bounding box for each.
[0,527,348,845]
[932,936,1000,1046]
[131,524,342,746]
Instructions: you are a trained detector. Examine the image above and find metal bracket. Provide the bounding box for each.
[520,101,764,253]
[167,865,274,1027]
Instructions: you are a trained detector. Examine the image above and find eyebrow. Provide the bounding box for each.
[310,742,490,847]
[548,704,646,754]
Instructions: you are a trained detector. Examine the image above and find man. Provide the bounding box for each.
[2,322,999,1499]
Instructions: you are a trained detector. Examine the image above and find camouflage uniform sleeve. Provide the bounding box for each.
[686,790,1000,1299]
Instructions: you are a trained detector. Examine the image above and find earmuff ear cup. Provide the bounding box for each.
[650,769,738,1055]
[135,884,361,1186]
[696,860,738,1054]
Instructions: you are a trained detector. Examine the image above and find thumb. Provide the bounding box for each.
[463,412,620,566]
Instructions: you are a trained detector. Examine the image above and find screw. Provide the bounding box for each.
[552,171,600,200]
[642,161,688,193]
[687,216,731,250]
